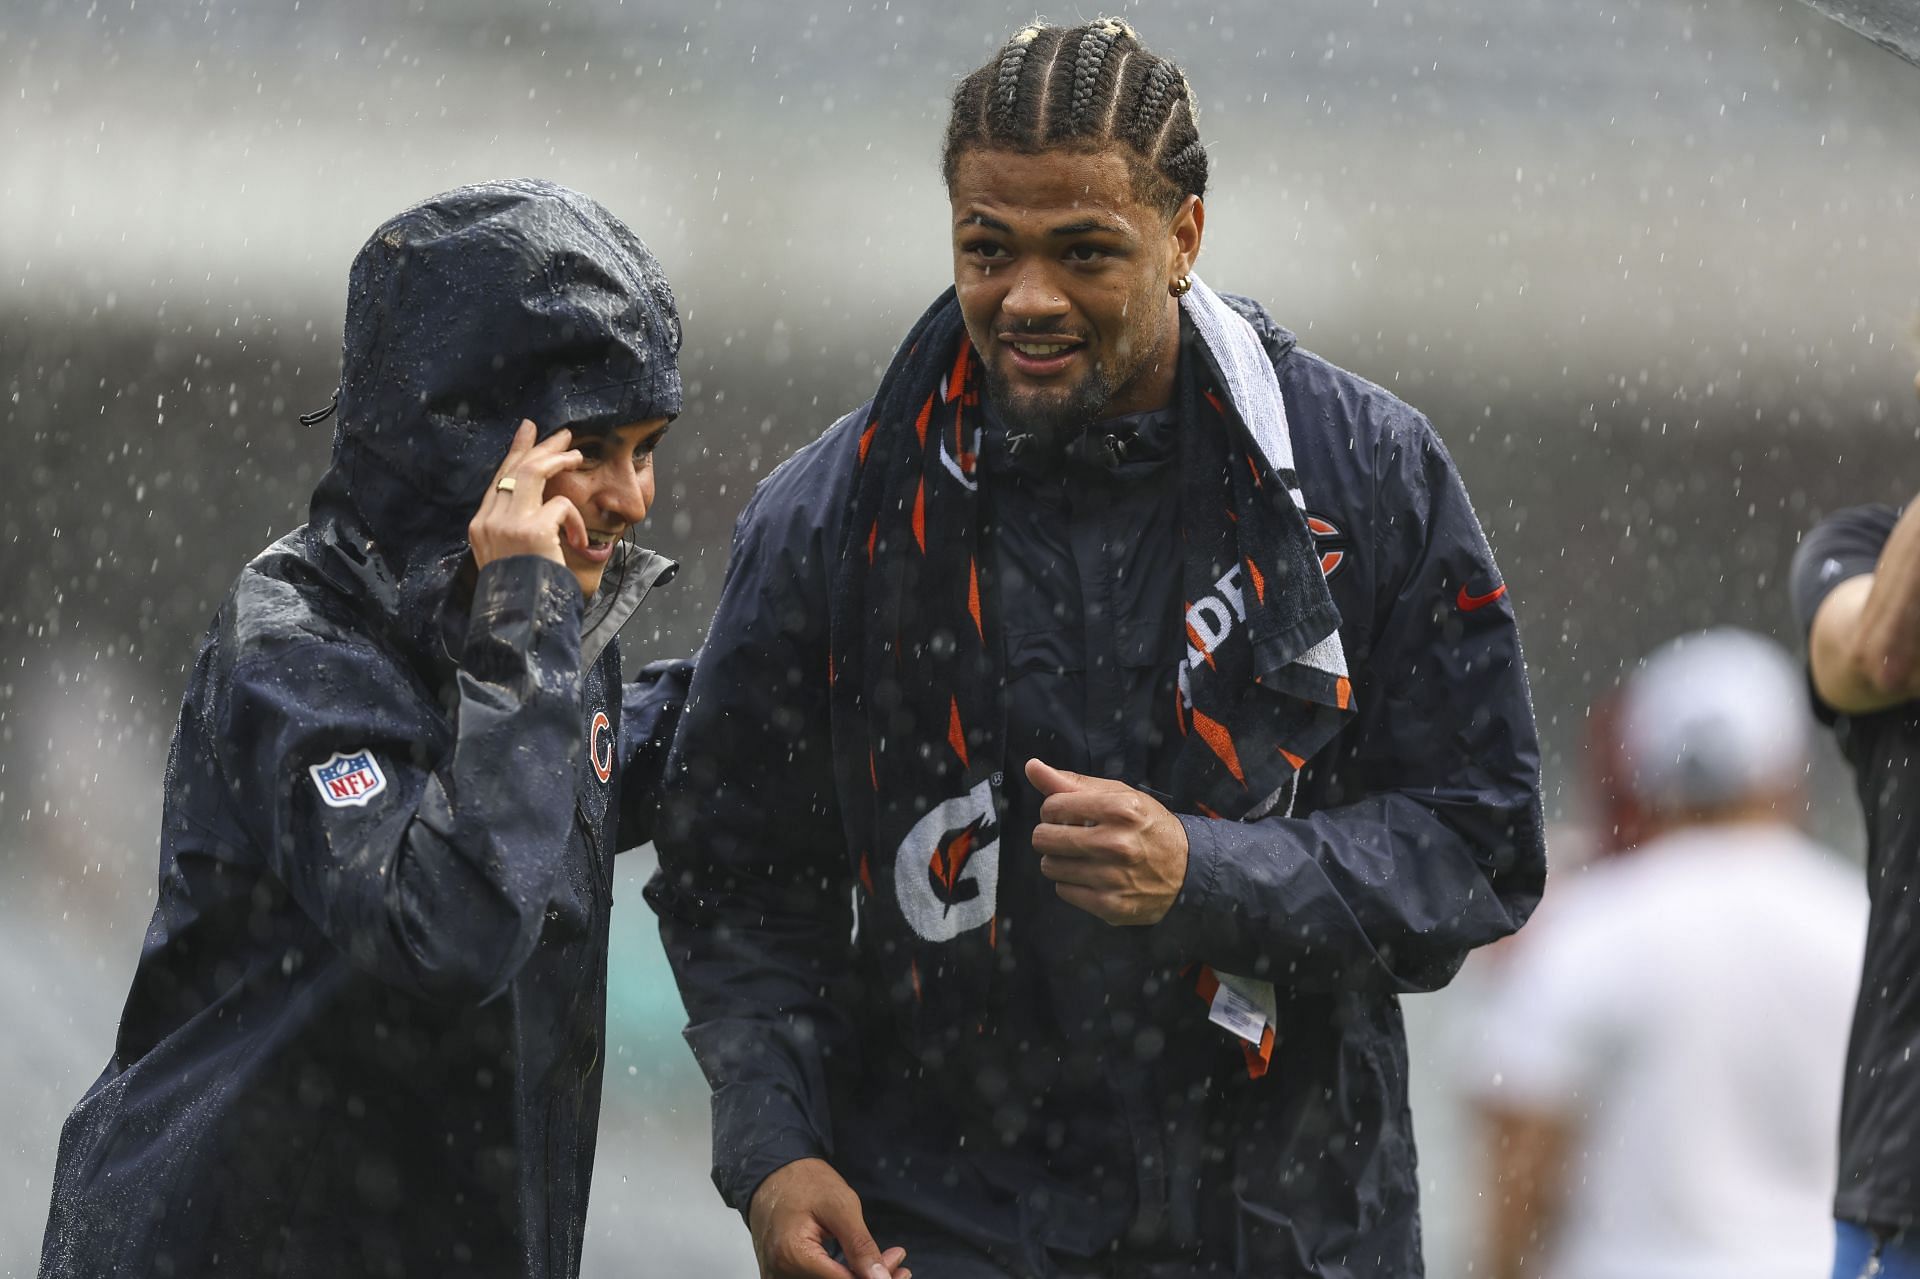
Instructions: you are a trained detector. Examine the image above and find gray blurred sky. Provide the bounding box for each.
[7,0,1919,380]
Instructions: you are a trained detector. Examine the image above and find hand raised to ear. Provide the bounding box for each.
[468,420,586,572]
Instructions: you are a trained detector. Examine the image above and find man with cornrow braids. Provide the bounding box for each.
[651,18,1544,1279]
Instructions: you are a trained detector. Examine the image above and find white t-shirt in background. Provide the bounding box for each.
[1472,822,1864,1279]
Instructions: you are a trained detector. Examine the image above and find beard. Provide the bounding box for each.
[980,300,1173,456]
[979,357,1117,456]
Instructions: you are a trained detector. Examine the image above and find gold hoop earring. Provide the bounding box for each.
[1169,275,1193,298]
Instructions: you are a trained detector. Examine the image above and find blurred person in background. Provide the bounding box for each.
[1580,687,1656,863]
[650,19,1545,1279]
[1795,356,1920,1279]
[38,179,689,1279]
[1470,628,1864,1279]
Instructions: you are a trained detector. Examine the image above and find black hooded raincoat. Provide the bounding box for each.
[40,179,687,1279]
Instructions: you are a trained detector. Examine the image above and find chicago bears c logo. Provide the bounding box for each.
[894,777,1001,943]
[1307,513,1349,579]
[590,710,613,783]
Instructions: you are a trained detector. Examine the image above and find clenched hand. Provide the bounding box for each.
[1027,758,1190,925]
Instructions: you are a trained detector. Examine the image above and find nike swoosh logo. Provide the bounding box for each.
[1456,583,1508,612]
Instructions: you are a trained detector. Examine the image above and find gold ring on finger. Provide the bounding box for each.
[496,476,517,493]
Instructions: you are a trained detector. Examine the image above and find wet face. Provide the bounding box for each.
[544,417,668,598]
[949,146,1202,449]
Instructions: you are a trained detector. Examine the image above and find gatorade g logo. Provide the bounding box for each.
[894,777,1001,943]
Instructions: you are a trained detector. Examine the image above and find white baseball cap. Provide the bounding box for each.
[1619,627,1809,814]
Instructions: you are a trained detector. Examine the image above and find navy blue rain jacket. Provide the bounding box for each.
[650,300,1545,1278]
[41,179,690,1279]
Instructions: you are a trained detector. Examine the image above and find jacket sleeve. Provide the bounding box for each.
[1153,416,1546,994]
[219,555,587,1005]
[645,466,859,1216]
[616,655,696,851]
[1788,503,1898,726]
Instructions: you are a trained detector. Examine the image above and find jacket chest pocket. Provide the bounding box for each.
[1120,618,1185,787]
[573,781,613,905]
[1001,615,1180,676]
[575,733,612,845]
[1004,625,1083,678]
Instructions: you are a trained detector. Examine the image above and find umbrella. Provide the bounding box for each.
[1795,0,1920,67]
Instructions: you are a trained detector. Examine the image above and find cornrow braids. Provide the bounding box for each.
[986,24,1044,136]
[1124,62,1182,154]
[1062,21,1122,137]
[943,18,1208,219]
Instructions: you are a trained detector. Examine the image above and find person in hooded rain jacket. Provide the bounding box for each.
[648,21,1546,1279]
[39,178,690,1279]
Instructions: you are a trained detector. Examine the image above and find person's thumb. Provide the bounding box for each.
[818,1197,891,1279]
[1025,757,1090,796]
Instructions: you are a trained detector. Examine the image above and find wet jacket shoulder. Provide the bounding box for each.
[201,536,591,1005]
[1153,296,1546,993]
[733,406,867,574]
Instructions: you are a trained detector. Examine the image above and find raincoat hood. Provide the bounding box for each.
[306,178,682,661]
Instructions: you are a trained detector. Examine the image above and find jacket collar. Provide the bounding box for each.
[580,542,677,669]
[982,394,1181,480]
[431,540,676,681]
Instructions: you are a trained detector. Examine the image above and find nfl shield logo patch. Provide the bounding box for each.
[309,749,388,808]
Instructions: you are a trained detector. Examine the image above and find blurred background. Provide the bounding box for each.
[3,0,1917,1274]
